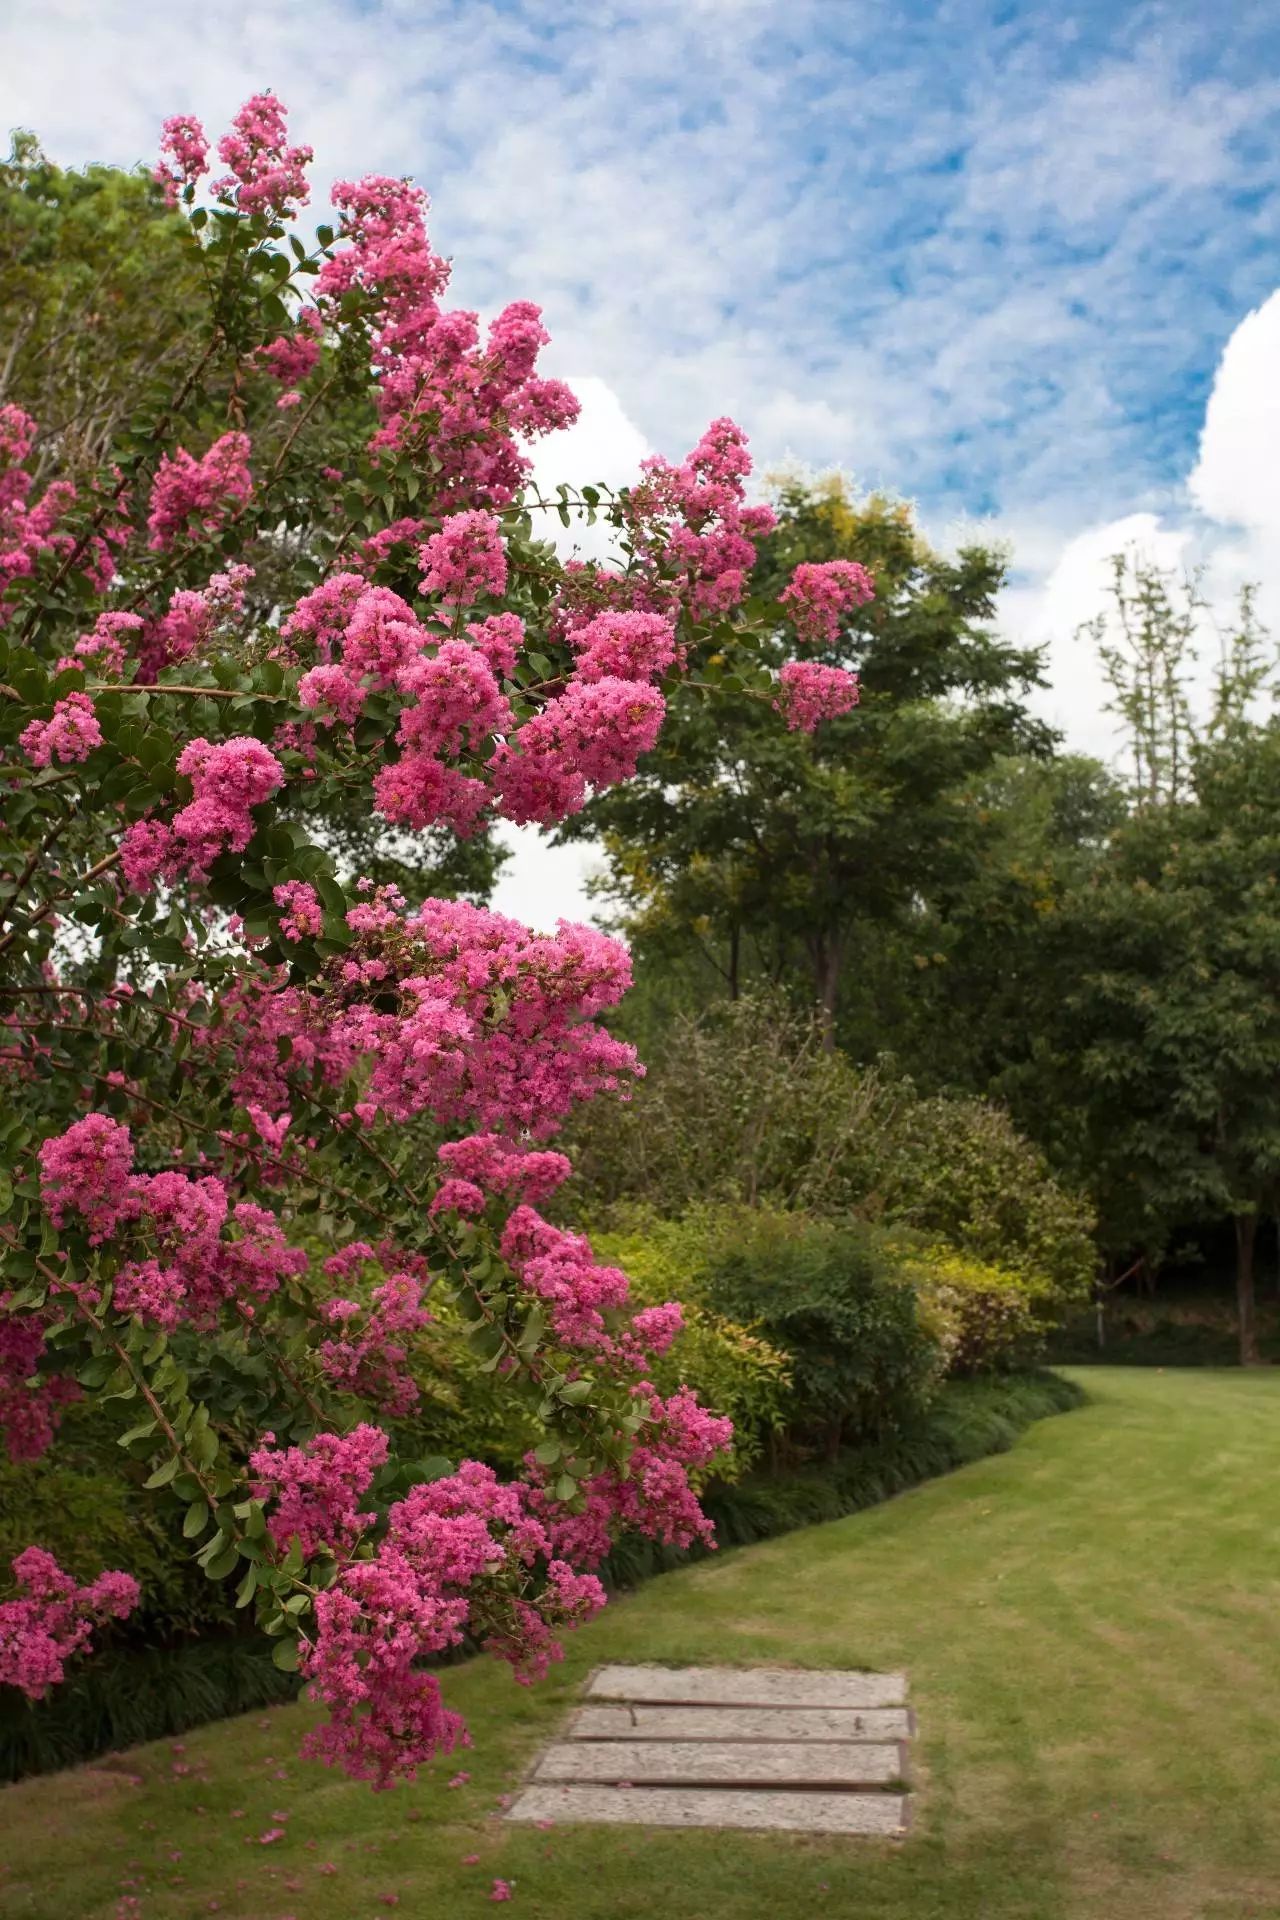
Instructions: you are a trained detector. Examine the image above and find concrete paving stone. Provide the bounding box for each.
[507,1784,911,1835]
[568,1704,913,1742]
[534,1738,904,1788]
[586,1664,908,1710]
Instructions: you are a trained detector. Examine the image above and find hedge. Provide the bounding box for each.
[600,1368,1084,1587]
[0,1369,1083,1783]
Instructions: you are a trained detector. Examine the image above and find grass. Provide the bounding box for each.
[2,1367,1279,1920]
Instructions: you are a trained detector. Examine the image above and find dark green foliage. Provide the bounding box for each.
[1049,1286,1280,1367]
[0,1638,299,1784]
[0,1407,235,1645]
[570,995,1096,1305]
[698,1213,942,1451]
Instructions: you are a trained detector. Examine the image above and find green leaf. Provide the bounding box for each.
[144,1456,179,1489]
[183,1500,209,1538]
[271,1638,300,1672]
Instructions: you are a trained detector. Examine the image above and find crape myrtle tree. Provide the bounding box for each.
[0,95,868,1782]
[0,128,503,907]
[569,477,1051,1049]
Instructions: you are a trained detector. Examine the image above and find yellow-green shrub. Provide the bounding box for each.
[591,1213,792,1475]
[888,1239,1056,1374]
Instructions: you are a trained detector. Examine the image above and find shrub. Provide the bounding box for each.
[875,1096,1096,1306]
[567,995,902,1215]
[888,1239,1055,1374]
[696,1209,943,1455]
[590,1214,792,1473]
[569,995,1097,1314]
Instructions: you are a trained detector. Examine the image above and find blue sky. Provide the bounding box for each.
[4,1,1276,534]
[3,0,1279,920]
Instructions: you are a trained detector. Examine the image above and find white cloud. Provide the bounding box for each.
[6,0,1277,538]
[526,374,650,563]
[1189,290,1280,537]
[1014,287,1280,764]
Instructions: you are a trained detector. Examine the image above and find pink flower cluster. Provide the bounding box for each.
[120,735,284,891]
[139,564,254,677]
[775,660,861,733]
[624,418,776,619]
[273,880,324,943]
[257,308,323,388]
[297,1461,604,1785]
[316,176,577,508]
[500,1206,629,1349]
[779,558,875,646]
[19,692,102,767]
[0,1312,78,1462]
[0,1548,138,1700]
[569,610,679,684]
[418,512,508,605]
[316,1249,431,1417]
[57,610,145,678]
[430,1133,571,1221]
[36,1111,135,1242]
[396,639,513,757]
[491,678,666,826]
[282,566,671,827]
[318,899,639,1136]
[38,1115,307,1325]
[250,1424,388,1558]
[532,1386,733,1567]
[147,432,253,551]
[212,93,312,219]
[494,1202,683,1364]
[0,405,79,615]
[155,114,210,207]
[191,898,638,1184]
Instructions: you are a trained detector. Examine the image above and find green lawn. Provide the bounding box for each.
[3,1367,1279,1920]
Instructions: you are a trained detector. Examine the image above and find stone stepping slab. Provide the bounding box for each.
[508,1783,911,1836]
[509,1667,914,1836]
[585,1663,907,1710]
[571,1704,913,1742]
[534,1738,906,1788]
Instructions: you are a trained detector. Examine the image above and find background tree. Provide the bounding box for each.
[1029,561,1280,1360]
[570,476,1053,1048]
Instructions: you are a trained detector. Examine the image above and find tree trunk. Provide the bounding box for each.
[1235,1213,1260,1366]
[728,921,740,1003]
